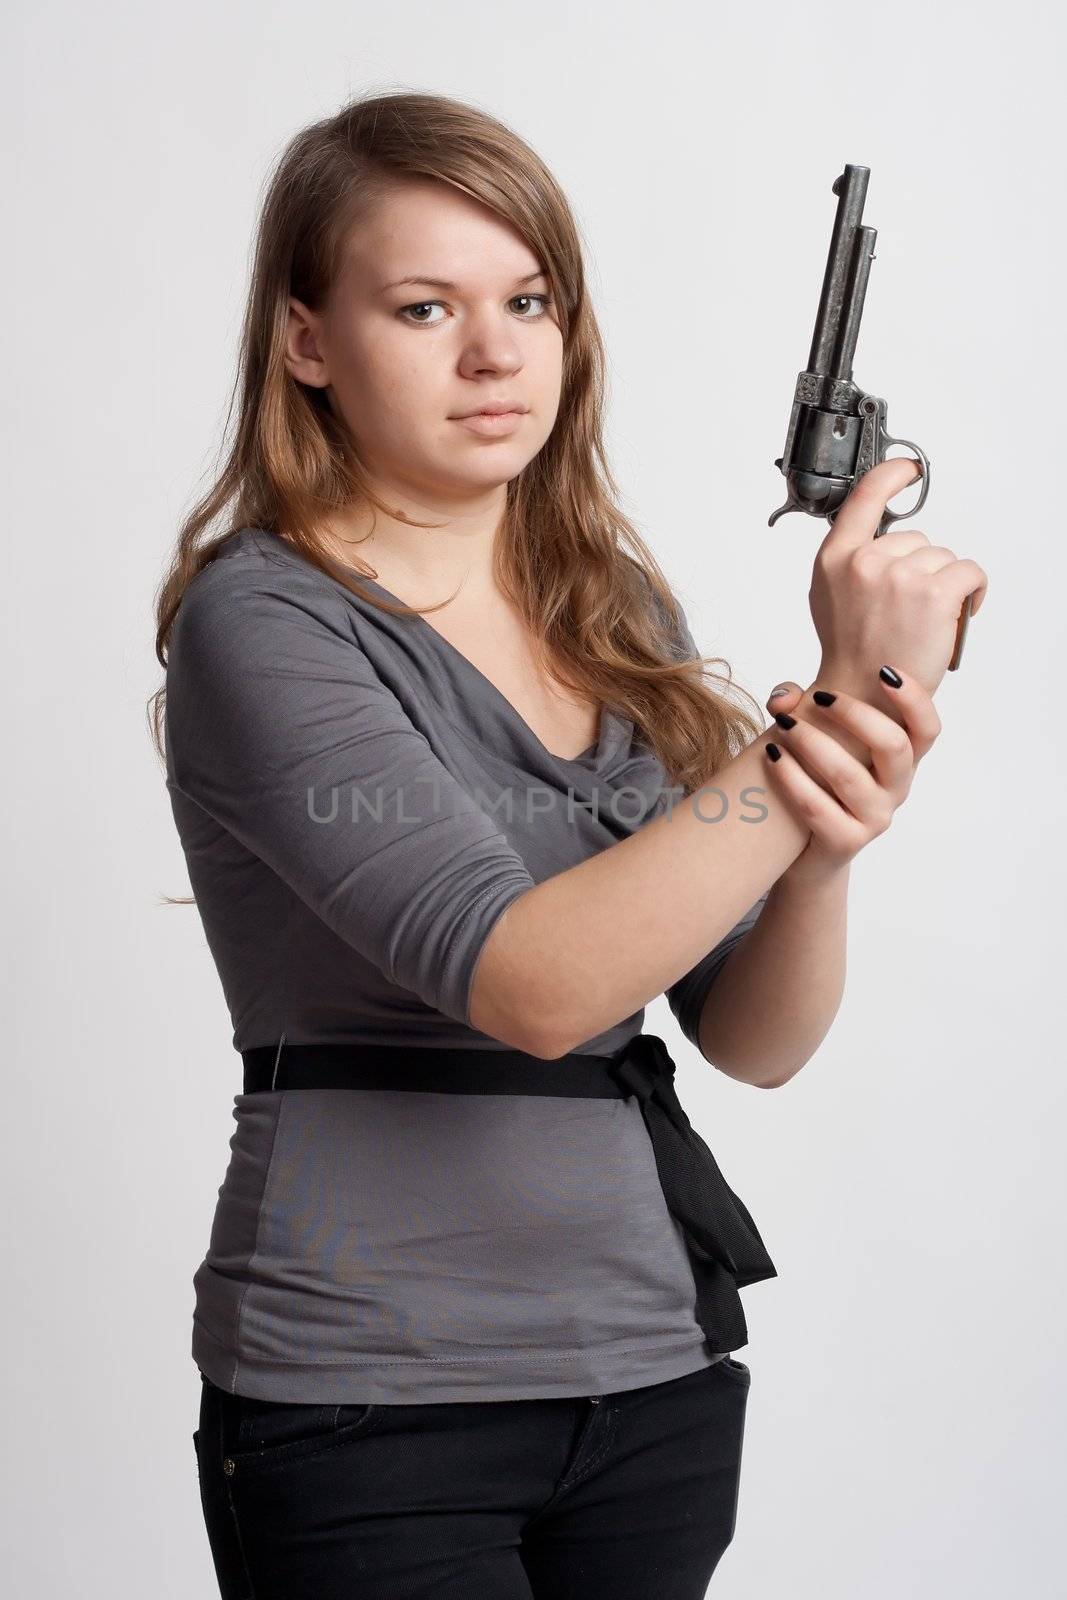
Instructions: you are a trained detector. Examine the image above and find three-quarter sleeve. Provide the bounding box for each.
[655,583,771,1049]
[164,563,536,1028]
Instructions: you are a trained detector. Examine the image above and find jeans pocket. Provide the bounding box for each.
[229,1395,381,1473]
[713,1355,752,1386]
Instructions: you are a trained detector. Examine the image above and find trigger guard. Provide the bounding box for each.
[874,436,932,537]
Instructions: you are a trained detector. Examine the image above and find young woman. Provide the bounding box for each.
[152,91,985,1600]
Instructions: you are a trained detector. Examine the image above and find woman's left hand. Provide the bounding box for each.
[761,670,942,887]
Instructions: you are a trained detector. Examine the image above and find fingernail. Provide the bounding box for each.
[765,742,781,761]
[768,686,790,701]
[879,665,903,688]
[773,712,796,730]
[812,690,836,706]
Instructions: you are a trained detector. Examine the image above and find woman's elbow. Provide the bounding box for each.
[465,914,563,1058]
[467,981,564,1057]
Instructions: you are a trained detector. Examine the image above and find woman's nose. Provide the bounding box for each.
[457,317,523,376]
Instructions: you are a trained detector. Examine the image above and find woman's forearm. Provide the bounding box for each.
[693,861,850,1089]
[470,706,821,1056]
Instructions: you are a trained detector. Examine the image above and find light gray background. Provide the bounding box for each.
[4,2,1062,1595]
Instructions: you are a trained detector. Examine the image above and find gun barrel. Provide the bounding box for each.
[806,165,871,376]
[831,224,877,381]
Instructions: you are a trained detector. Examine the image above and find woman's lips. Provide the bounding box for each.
[451,410,525,436]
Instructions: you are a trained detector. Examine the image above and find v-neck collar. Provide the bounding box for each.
[249,529,622,769]
[353,572,607,767]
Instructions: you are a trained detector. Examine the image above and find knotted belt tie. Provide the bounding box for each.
[606,1033,777,1350]
[241,1030,777,1354]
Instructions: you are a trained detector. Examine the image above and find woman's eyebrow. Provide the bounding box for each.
[377,268,548,293]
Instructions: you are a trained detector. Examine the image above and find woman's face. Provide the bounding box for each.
[286,179,565,501]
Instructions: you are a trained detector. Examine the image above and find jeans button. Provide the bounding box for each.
[222,1457,236,1475]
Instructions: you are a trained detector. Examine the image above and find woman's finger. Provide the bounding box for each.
[763,739,869,854]
[769,706,897,829]
[884,544,958,575]
[766,680,804,715]
[890,546,989,622]
[822,456,924,550]
[930,557,989,619]
[805,667,942,771]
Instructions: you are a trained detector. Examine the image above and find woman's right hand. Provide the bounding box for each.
[808,457,988,699]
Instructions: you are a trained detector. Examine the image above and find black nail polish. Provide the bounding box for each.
[773,712,796,730]
[879,665,903,688]
[766,742,781,761]
[812,690,836,707]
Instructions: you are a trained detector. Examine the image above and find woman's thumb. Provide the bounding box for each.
[766,680,804,714]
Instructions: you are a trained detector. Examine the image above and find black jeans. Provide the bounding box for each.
[192,1357,752,1599]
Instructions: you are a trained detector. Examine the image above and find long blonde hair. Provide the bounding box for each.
[149,89,762,801]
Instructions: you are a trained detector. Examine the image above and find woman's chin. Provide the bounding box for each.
[435,456,533,493]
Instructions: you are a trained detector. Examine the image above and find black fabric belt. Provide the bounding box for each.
[241,1031,777,1354]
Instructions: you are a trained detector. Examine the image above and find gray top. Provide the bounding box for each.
[165,526,768,1402]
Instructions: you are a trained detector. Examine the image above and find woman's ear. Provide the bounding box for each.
[284,297,331,388]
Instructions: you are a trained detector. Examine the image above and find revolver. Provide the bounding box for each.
[769,163,971,671]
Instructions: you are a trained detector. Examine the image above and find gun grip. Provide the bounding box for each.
[948,592,973,672]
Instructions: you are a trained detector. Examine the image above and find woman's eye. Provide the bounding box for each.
[509,294,553,317]
[398,294,553,326]
[399,301,447,325]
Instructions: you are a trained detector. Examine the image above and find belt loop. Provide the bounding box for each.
[270,1032,286,1092]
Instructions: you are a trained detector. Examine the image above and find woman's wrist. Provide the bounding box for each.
[789,659,907,767]
[779,847,852,892]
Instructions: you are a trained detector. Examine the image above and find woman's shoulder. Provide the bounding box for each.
[175,527,348,632]
[185,525,325,598]
[167,527,366,692]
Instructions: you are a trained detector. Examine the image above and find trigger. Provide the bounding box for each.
[768,498,800,527]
